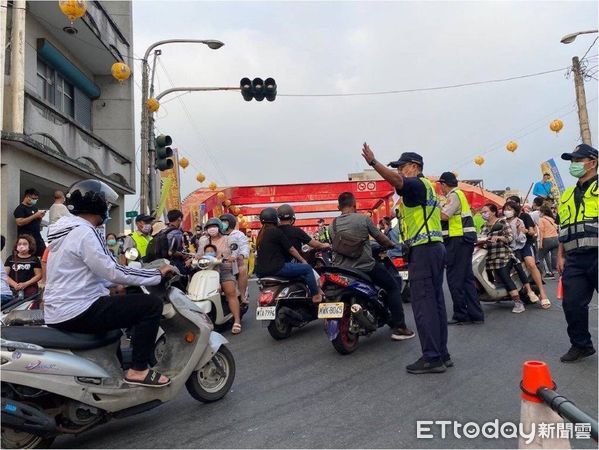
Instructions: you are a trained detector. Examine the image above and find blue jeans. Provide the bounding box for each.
[1,294,14,308]
[275,263,319,296]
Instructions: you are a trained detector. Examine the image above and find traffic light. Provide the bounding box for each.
[155,134,173,171]
[240,77,277,102]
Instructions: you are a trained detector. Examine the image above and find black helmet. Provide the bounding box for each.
[219,213,237,231]
[277,204,295,221]
[66,179,118,220]
[259,207,278,225]
[205,217,223,233]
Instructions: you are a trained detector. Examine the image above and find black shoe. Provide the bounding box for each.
[406,357,447,374]
[471,320,484,325]
[448,319,470,325]
[560,346,596,363]
[442,354,454,368]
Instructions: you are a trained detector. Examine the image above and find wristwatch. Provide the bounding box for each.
[368,159,377,167]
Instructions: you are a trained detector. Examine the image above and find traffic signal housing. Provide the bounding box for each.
[155,134,173,171]
[240,77,277,102]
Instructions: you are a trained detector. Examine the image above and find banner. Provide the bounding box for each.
[159,148,182,213]
[155,177,173,220]
[540,158,565,201]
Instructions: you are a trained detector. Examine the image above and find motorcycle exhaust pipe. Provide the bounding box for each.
[1,397,56,436]
[350,304,377,332]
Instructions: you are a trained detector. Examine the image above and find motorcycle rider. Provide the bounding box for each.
[277,204,331,257]
[44,179,175,387]
[196,218,242,334]
[329,192,415,341]
[219,213,250,305]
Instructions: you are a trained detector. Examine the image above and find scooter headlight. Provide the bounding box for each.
[197,258,211,270]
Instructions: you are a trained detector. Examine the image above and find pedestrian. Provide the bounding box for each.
[190,225,203,252]
[380,216,403,258]
[1,235,13,307]
[4,235,42,304]
[532,173,555,202]
[164,210,188,274]
[13,188,46,257]
[220,213,251,305]
[317,218,331,244]
[122,214,155,263]
[361,143,449,374]
[48,190,71,225]
[438,172,484,325]
[529,197,545,227]
[106,233,122,258]
[556,144,598,363]
[537,205,559,279]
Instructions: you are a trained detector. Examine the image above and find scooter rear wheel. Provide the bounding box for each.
[331,306,359,355]
[186,345,235,403]
[267,317,292,340]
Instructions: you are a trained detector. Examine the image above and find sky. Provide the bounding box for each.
[128,0,598,212]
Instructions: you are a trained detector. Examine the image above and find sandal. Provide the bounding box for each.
[540,298,551,309]
[232,323,242,334]
[124,369,171,388]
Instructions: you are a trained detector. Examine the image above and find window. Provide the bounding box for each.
[37,58,55,105]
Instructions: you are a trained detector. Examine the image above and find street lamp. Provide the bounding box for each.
[560,30,597,147]
[139,39,224,213]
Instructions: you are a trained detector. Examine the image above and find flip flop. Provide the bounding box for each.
[124,369,171,388]
[540,298,551,309]
[232,323,242,334]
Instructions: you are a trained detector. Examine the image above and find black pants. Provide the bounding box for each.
[409,243,448,362]
[50,294,163,371]
[366,262,406,328]
[494,262,518,293]
[562,250,598,350]
[445,238,484,322]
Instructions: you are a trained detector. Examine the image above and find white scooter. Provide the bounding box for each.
[1,264,235,449]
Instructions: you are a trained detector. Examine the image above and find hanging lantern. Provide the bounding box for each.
[474,156,485,166]
[506,141,518,153]
[111,62,131,83]
[146,98,160,113]
[237,214,244,221]
[208,182,217,191]
[196,173,206,183]
[230,206,240,215]
[224,199,232,207]
[59,0,86,22]
[549,119,564,134]
[217,192,226,201]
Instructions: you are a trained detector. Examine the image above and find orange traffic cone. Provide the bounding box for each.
[519,361,571,449]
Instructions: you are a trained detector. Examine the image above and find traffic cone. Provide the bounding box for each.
[519,361,571,449]
[556,277,563,301]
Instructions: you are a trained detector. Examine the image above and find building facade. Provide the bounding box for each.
[1,0,135,251]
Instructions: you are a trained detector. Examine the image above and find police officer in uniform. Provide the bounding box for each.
[438,172,484,325]
[122,214,154,263]
[362,143,450,374]
[557,144,598,363]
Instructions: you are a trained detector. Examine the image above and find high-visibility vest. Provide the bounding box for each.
[131,231,152,258]
[441,188,477,242]
[558,179,598,252]
[400,177,444,247]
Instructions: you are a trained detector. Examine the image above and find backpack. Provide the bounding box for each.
[144,227,177,262]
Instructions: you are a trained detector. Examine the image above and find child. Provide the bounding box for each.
[202,244,219,263]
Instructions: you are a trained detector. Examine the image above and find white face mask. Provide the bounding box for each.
[207,227,219,237]
[504,210,515,219]
[142,224,152,234]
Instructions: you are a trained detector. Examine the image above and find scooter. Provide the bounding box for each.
[1,264,236,449]
[186,257,248,331]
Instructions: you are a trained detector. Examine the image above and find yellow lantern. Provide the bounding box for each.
[506,141,518,152]
[550,119,564,134]
[196,173,206,183]
[178,157,189,169]
[230,206,239,215]
[146,98,160,113]
[217,192,226,201]
[59,0,86,22]
[224,199,232,207]
[111,62,131,83]
[474,156,485,166]
[237,214,244,221]
[208,182,217,191]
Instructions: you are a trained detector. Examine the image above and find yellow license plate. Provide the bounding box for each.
[318,302,345,319]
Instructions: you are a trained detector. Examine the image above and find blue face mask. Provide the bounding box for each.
[222,222,229,232]
[206,252,216,258]
[30,199,38,206]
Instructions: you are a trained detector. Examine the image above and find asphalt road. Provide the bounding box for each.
[56,278,598,449]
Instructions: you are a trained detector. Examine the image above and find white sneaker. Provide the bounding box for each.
[527,292,539,303]
[512,301,526,314]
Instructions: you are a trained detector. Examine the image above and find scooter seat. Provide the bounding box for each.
[2,326,122,350]
[3,310,45,326]
[322,266,372,283]
[258,277,305,287]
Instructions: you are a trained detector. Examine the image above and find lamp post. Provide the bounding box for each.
[139,39,224,213]
[560,30,598,146]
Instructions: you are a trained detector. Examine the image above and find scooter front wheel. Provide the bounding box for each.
[1,428,55,449]
[186,345,236,403]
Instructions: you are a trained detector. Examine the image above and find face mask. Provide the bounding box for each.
[30,199,38,206]
[569,162,588,178]
[207,227,219,237]
[504,210,514,218]
[222,222,229,232]
[16,245,29,254]
[107,239,117,246]
[482,212,490,221]
[205,252,216,258]
[142,224,152,234]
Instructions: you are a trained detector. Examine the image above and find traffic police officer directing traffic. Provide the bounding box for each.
[557,143,598,363]
[438,172,484,325]
[362,143,450,374]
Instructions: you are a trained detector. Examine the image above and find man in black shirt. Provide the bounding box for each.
[13,188,46,257]
[276,204,330,261]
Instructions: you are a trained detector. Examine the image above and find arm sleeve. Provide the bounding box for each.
[366,217,383,239]
[234,232,250,258]
[122,236,135,251]
[32,257,41,269]
[13,205,26,219]
[78,228,162,286]
[396,177,427,207]
[4,257,12,267]
[442,192,461,217]
[503,222,514,244]
[298,229,312,245]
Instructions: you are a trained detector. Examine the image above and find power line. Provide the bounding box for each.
[279,66,569,98]
[581,36,599,62]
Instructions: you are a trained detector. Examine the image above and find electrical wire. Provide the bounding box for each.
[581,36,599,62]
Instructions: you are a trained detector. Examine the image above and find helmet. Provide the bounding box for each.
[205,217,223,233]
[66,179,118,220]
[259,207,278,225]
[277,204,295,221]
[219,213,237,231]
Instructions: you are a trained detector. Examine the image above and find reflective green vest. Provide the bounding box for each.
[400,177,443,247]
[131,231,152,258]
[441,188,477,242]
[558,179,598,252]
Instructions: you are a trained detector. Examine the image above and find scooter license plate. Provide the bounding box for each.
[318,302,345,319]
[399,271,409,280]
[256,306,277,321]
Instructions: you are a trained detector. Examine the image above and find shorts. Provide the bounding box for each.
[219,264,236,283]
[516,244,535,260]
